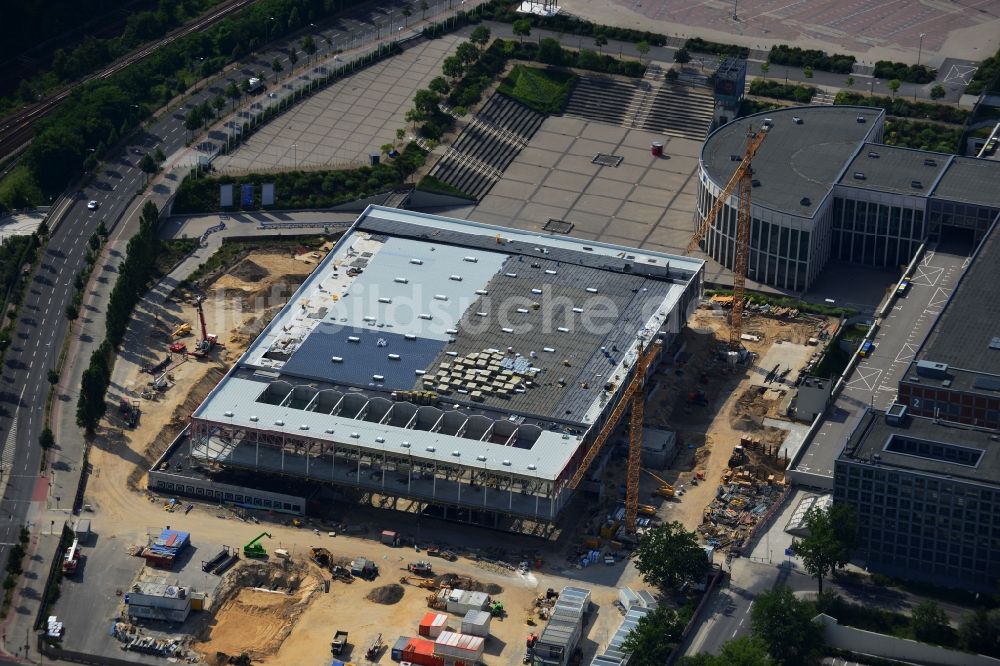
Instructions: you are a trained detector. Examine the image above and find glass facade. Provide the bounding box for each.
[696,181,814,292]
[834,461,1000,591]
[830,196,925,268]
[927,199,999,243]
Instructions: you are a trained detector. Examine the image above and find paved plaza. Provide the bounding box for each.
[213,35,461,172]
[449,115,743,287]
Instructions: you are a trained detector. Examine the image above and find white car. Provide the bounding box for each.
[87,200,99,210]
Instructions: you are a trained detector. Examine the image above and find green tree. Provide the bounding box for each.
[959,608,1000,657]
[420,0,429,18]
[442,55,463,80]
[845,75,855,88]
[760,62,769,81]
[751,586,823,665]
[674,47,691,64]
[428,76,450,95]
[456,41,479,66]
[512,19,531,44]
[594,33,608,54]
[225,80,241,109]
[930,84,946,100]
[48,369,60,385]
[912,601,952,645]
[412,89,440,119]
[889,78,901,97]
[621,606,687,666]
[470,26,491,50]
[300,35,317,56]
[633,521,711,591]
[680,637,776,666]
[183,108,202,138]
[402,3,413,24]
[538,38,563,66]
[65,304,79,320]
[153,146,166,164]
[792,503,857,594]
[803,66,814,78]
[211,93,226,117]
[272,57,284,74]
[636,40,651,64]
[39,428,55,449]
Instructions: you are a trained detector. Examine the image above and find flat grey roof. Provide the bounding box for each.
[837,144,948,196]
[841,409,1000,486]
[932,156,1000,208]
[910,215,1000,393]
[701,106,881,218]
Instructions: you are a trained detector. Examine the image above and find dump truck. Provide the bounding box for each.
[331,630,348,655]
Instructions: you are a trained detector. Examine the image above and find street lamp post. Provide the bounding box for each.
[732,0,738,20]
[917,32,926,67]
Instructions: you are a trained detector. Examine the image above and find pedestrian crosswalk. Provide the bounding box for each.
[0,415,16,499]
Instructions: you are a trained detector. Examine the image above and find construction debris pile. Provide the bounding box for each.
[698,444,787,553]
[111,622,189,658]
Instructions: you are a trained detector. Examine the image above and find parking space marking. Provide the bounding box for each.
[847,367,883,392]
[943,63,977,85]
[911,264,943,286]
[894,343,917,363]
[928,287,951,310]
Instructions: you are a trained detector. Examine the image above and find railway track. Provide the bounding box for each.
[0,0,255,164]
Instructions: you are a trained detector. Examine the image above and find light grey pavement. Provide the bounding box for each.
[792,244,973,482]
[212,35,463,172]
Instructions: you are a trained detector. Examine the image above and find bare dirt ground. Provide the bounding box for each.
[88,248,326,527]
[646,307,833,531]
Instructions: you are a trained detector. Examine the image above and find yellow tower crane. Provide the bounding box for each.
[687,125,769,349]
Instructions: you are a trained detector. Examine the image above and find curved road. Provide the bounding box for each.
[0,0,467,607]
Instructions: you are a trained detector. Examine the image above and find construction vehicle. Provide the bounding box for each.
[243,532,271,559]
[641,468,675,498]
[118,398,140,428]
[489,600,506,617]
[62,538,81,575]
[567,339,663,532]
[311,547,331,567]
[365,633,383,660]
[407,561,434,576]
[168,342,187,354]
[274,548,290,560]
[171,323,191,338]
[686,124,769,350]
[191,296,224,358]
[331,630,348,655]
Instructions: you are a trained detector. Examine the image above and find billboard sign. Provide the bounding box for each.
[240,184,254,208]
[262,183,275,207]
[220,184,233,208]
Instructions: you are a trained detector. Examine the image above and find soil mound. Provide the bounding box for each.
[366,584,405,605]
[230,259,268,282]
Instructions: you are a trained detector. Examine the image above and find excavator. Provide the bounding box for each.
[243,532,271,558]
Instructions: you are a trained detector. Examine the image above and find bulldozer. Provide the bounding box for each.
[171,323,191,338]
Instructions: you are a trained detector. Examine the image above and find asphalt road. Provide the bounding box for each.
[0,0,466,607]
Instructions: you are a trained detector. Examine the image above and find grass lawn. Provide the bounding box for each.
[497,65,576,114]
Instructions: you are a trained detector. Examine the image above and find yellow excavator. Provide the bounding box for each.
[642,468,675,498]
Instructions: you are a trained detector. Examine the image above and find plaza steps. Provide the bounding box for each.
[427,94,544,200]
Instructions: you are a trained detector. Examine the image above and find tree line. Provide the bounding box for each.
[6,0,372,211]
[77,201,162,432]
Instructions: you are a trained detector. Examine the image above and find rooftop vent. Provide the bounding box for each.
[250,415,259,422]
[572,307,583,313]
[506,272,518,278]
[751,179,761,187]
[325,428,335,434]
[404,334,417,341]
[463,256,478,263]
[792,116,803,124]
[800,197,812,206]
[373,374,384,381]
[400,441,411,448]
[418,313,433,320]
[299,425,309,431]
[449,275,463,281]
[853,172,866,180]
[224,411,233,417]
[545,269,557,275]
[410,258,423,265]
[433,294,448,301]
[923,158,937,166]
[476,455,487,462]
[527,464,537,470]
[989,337,1000,350]
[274,419,284,426]
[347,336,361,343]
[857,115,866,123]
[586,287,598,294]
[378,297,392,304]
[394,277,409,284]
[452,450,461,457]
[388,353,401,360]
[911,180,923,189]
[868,151,879,158]
[501,327,514,333]
[475,289,488,295]
[331,356,344,363]
[350,432,360,438]
[531,288,543,295]
[375,436,385,443]
[730,154,740,161]
[502,460,512,466]
[426,446,436,452]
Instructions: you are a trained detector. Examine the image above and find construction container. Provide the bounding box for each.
[434,631,485,662]
[391,636,411,662]
[190,592,206,611]
[651,141,664,157]
[636,589,658,610]
[401,637,443,666]
[329,661,357,666]
[618,587,640,611]
[419,612,448,638]
[445,589,488,615]
[381,530,399,546]
[72,519,92,543]
[461,610,491,637]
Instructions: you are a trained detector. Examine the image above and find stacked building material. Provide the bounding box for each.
[699,474,784,552]
[141,529,191,567]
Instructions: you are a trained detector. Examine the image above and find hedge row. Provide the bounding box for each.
[883,118,963,154]
[966,46,1000,95]
[478,0,666,46]
[872,60,936,84]
[683,37,748,59]
[833,91,968,124]
[768,44,855,74]
[172,142,427,214]
[748,79,815,103]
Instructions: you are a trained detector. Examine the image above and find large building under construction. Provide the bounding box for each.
[150,207,703,529]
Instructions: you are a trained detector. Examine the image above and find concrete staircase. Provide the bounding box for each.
[564,72,715,140]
